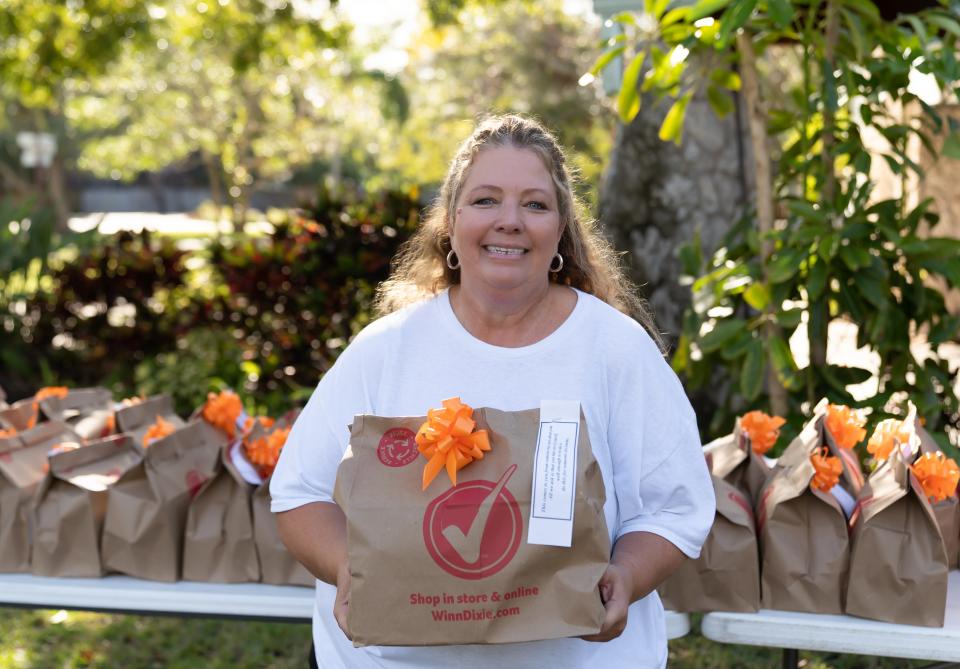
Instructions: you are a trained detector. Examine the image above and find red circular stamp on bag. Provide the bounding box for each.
[377,428,419,467]
[423,465,522,580]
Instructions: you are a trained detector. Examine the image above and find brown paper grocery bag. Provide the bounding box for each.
[333,407,610,646]
[757,423,850,614]
[182,441,260,583]
[116,394,186,450]
[0,422,81,571]
[0,398,39,432]
[31,435,142,577]
[39,387,116,441]
[658,476,759,612]
[913,421,960,569]
[706,424,770,506]
[101,420,224,582]
[253,477,315,586]
[845,451,948,627]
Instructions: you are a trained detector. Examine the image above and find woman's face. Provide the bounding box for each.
[450,145,562,297]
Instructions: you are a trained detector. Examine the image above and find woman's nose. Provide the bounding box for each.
[494,203,523,233]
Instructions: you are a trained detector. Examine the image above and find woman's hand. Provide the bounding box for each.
[333,559,352,641]
[581,531,688,643]
[580,563,633,642]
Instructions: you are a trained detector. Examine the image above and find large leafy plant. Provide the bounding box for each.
[596,0,960,450]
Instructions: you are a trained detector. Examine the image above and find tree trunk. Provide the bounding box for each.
[737,31,789,418]
[46,155,71,233]
[600,80,750,350]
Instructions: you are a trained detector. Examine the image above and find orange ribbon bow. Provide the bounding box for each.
[243,425,290,479]
[825,404,867,450]
[866,418,913,461]
[143,415,177,447]
[740,410,786,455]
[810,447,843,492]
[26,386,69,429]
[201,390,243,439]
[911,452,960,503]
[416,397,491,490]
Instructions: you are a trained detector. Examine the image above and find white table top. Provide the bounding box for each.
[0,573,690,638]
[702,570,960,661]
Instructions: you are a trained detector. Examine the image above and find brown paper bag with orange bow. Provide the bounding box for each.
[757,415,857,614]
[845,449,948,627]
[332,405,610,646]
[0,398,41,432]
[116,394,186,450]
[705,425,770,507]
[39,387,116,441]
[0,422,80,571]
[252,476,315,586]
[658,476,759,612]
[182,441,260,583]
[913,421,960,569]
[31,434,142,577]
[100,420,225,582]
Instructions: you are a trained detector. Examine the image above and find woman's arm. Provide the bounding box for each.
[277,501,353,638]
[581,531,686,642]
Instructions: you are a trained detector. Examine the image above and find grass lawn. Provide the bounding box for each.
[0,608,930,668]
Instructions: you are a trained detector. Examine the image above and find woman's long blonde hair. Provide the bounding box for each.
[374,114,664,352]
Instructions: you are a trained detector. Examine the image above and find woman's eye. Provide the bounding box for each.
[525,201,547,210]
[473,197,496,206]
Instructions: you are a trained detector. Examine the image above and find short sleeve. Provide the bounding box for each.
[269,333,381,512]
[607,330,715,559]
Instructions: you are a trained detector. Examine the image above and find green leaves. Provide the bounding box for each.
[689,0,733,22]
[591,45,626,76]
[743,282,771,310]
[717,0,758,45]
[659,92,692,144]
[617,52,646,123]
[741,339,765,400]
[766,0,794,28]
[700,318,747,352]
[706,84,733,117]
[943,132,960,160]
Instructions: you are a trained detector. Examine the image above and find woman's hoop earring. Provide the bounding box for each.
[446,249,460,270]
[549,253,564,273]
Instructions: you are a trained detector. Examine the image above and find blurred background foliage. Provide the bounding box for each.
[0,189,418,416]
[0,0,610,414]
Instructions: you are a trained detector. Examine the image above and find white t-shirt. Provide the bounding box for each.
[271,288,715,669]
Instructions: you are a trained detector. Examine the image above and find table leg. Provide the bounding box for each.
[781,649,799,669]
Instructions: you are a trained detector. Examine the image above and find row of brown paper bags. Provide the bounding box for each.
[0,391,312,586]
[659,403,957,628]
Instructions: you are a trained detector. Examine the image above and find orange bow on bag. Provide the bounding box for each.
[810,447,843,492]
[740,410,786,455]
[201,390,243,439]
[825,404,867,450]
[416,397,491,490]
[243,424,290,479]
[911,452,960,503]
[866,418,913,461]
[143,415,177,447]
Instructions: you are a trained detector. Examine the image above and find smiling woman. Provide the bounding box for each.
[270,114,715,669]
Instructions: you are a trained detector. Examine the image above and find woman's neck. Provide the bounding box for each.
[448,282,575,348]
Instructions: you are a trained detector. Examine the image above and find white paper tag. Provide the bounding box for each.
[527,400,580,548]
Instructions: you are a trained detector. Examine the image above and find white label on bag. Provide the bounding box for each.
[527,400,579,547]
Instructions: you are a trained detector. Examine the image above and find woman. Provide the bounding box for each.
[271,114,714,668]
